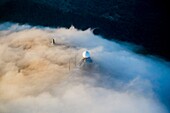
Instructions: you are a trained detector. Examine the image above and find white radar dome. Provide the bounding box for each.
[82,51,90,58]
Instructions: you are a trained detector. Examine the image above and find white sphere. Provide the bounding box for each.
[82,51,90,58]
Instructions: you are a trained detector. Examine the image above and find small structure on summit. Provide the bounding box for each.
[51,38,56,45]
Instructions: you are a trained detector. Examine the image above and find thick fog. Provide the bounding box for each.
[0,23,170,113]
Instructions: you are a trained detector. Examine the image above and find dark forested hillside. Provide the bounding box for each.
[0,0,169,60]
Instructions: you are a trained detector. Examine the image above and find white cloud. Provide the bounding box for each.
[0,22,169,113]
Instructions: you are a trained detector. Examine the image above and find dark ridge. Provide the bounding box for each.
[0,0,169,60]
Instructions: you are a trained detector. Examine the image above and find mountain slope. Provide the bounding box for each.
[0,0,169,60]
